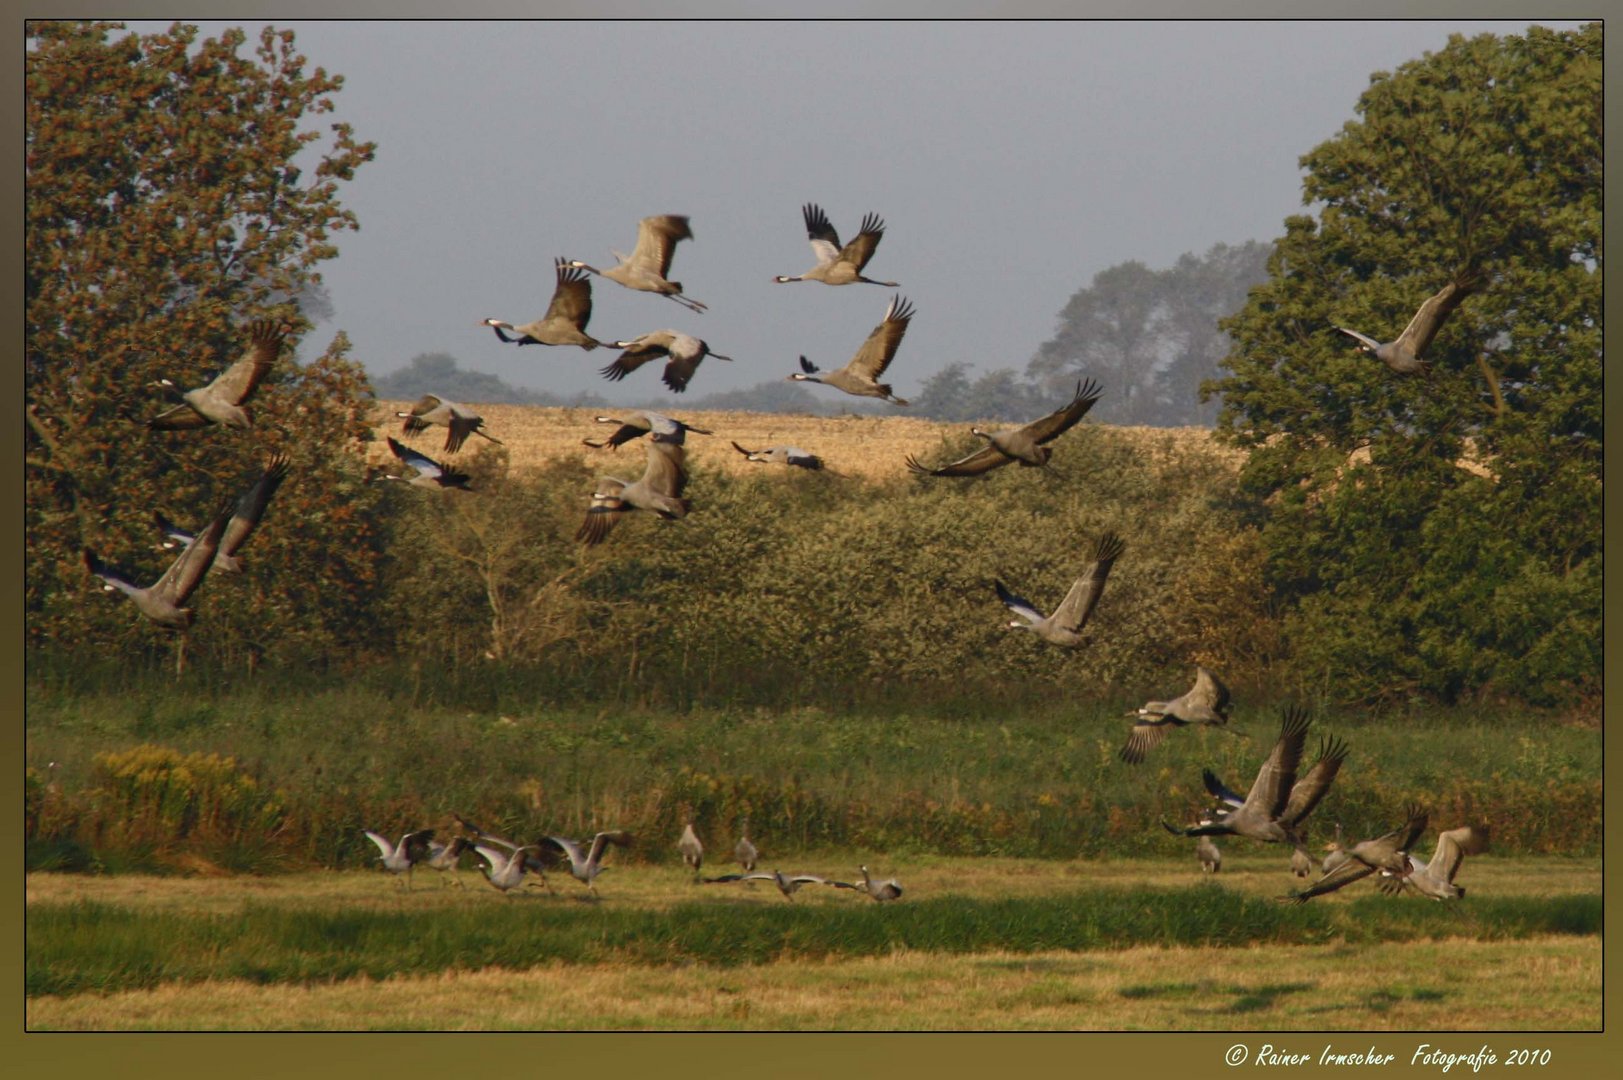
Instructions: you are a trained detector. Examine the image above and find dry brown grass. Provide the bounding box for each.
[369,401,1244,483]
[26,937,1599,1031]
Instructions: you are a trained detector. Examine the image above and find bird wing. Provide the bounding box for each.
[798,355,821,375]
[801,203,842,265]
[363,831,395,858]
[82,548,144,599]
[663,352,704,394]
[1281,858,1377,904]
[600,336,670,383]
[844,294,914,380]
[575,482,630,546]
[152,499,233,606]
[731,440,760,459]
[1279,734,1349,829]
[839,212,886,271]
[1201,768,1248,808]
[545,258,594,328]
[1394,278,1472,358]
[203,320,285,405]
[444,416,478,454]
[1118,719,1176,764]
[387,436,444,480]
[1334,326,1383,351]
[587,831,633,865]
[1191,666,1231,714]
[586,421,649,450]
[992,579,1045,625]
[1018,379,1104,445]
[641,440,688,500]
[1427,825,1489,885]
[1240,705,1311,820]
[218,453,291,558]
[404,829,436,861]
[905,445,1011,477]
[632,215,692,277]
[1050,531,1126,633]
[148,401,212,430]
[153,511,196,548]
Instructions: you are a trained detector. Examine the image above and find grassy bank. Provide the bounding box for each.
[25,677,1600,875]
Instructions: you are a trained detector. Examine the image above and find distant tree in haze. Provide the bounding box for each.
[1207,24,1600,704]
[686,380,839,415]
[911,363,1069,424]
[373,352,551,405]
[1028,242,1270,427]
[25,21,382,662]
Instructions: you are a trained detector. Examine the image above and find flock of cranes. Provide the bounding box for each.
[89,205,1488,906]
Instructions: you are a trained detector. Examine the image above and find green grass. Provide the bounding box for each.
[26,884,1601,998]
[26,677,1600,874]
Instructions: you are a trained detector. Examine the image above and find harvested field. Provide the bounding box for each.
[369,401,1245,483]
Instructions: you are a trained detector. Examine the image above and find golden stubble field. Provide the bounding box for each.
[367,401,1246,483]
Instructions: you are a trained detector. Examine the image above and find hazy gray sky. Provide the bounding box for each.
[141,20,1576,408]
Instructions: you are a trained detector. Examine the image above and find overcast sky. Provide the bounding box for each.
[139,20,1578,408]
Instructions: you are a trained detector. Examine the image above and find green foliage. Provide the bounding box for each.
[25,22,382,663]
[26,889,1600,997]
[1206,25,1600,705]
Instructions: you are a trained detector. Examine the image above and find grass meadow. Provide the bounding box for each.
[25,854,1601,1030]
[24,679,1602,1030]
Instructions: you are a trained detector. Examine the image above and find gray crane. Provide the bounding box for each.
[567,214,707,313]
[481,258,614,350]
[734,820,759,872]
[1196,836,1222,874]
[1322,822,1350,877]
[396,394,503,455]
[1201,731,1350,853]
[424,835,475,888]
[1163,706,1315,845]
[152,453,292,574]
[1376,825,1489,900]
[1119,666,1236,764]
[600,331,733,394]
[584,411,712,450]
[994,531,1125,647]
[472,839,543,894]
[83,497,235,630]
[773,204,898,287]
[148,319,289,431]
[540,831,634,896]
[789,294,913,406]
[363,827,435,889]
[904,380,1103,477]
[731,441,838,474]
[1334,275,1477,375]
[678,821,704,879]
[704,870,843,901]
[1280,805,1429,903]
[575,439,689,546]
[379,436,472,490]
[835,865,904,902]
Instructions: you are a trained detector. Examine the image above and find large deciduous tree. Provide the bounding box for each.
[26,21,383,663]
[1206,24,1600,704]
